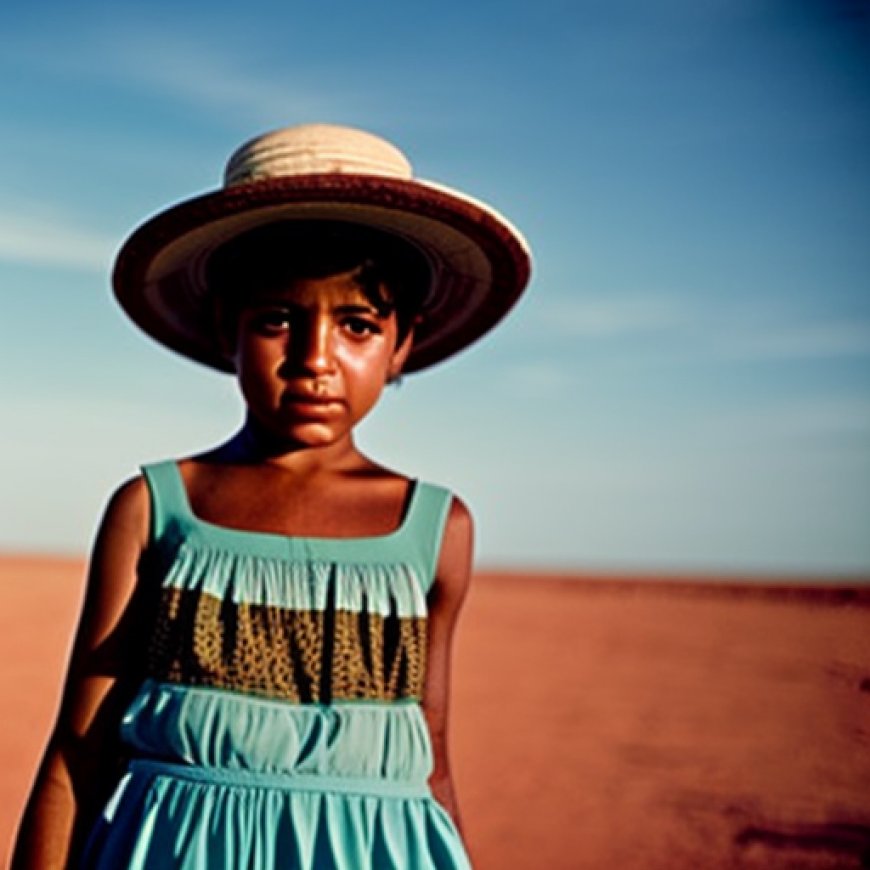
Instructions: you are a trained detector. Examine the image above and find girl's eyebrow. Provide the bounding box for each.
[245,299,387,316]
[334,303,387,316]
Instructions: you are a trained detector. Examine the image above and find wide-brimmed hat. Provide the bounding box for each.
[112,123,532,373]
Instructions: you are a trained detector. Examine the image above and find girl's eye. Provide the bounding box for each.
[250,309,292,333]
[343,317,382,338]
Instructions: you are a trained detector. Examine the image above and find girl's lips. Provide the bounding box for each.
[281,392,342,407]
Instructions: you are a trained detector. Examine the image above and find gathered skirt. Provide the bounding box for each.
[82,759,471,870]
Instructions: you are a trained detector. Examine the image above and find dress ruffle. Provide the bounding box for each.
[122,681,434,781]
[83,761,467,870]
[163,539,427,617]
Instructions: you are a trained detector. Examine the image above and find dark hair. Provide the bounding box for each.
[205,220,431,343]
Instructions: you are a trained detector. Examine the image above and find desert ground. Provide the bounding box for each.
[1,556,868,869]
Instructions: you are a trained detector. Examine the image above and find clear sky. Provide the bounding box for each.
[1,0,868,575]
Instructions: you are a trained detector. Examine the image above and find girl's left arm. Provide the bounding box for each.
[423,495,474,831]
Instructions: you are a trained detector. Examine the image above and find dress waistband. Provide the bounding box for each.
[129,758,432,799]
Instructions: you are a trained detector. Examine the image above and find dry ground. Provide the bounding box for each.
[2,557,868,869]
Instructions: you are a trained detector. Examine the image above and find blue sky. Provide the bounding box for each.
[1,0,868,574]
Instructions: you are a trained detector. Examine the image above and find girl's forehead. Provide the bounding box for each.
[244,271,380,309]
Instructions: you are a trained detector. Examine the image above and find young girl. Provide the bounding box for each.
[12,124,531,870]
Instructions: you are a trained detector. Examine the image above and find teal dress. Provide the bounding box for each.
[82,461,471,869]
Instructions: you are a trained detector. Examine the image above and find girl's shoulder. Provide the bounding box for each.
[444,492,472,529]
[101,473,151,542]
[81,474,151,622]
[433,494,474,584]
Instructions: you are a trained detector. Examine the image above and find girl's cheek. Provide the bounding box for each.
[238,328,284,360]
[336,345,392,383]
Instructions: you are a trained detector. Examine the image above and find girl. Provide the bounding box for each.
[12,124,531,870]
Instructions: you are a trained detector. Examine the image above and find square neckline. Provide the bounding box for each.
[168,460,422,546]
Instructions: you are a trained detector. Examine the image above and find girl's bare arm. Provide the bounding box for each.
[423,496,474,831]
[11,478,149,870]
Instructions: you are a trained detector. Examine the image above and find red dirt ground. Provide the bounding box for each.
[2,556,869,869]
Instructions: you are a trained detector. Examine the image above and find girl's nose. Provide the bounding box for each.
[293,314,334,375]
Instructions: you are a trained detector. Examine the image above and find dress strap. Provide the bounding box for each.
[141,461,188,542]
[404,481,454,593]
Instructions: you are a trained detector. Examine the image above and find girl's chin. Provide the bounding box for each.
[284,426,344,449]
[244,419,348,452]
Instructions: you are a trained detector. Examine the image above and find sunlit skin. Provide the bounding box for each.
[229,271,412,458]
[11,268,474,868]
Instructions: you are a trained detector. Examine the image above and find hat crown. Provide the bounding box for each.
[224,124,414,187]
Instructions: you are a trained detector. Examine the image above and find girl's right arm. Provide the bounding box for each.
[11,477,149,870]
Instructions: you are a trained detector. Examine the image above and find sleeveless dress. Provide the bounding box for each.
[81,461,472,870]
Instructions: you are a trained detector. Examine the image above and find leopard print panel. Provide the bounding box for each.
[147,587,427,703]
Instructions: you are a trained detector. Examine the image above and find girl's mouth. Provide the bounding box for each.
[281,392,342,408]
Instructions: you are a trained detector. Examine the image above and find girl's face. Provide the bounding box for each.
[226,270,412,452]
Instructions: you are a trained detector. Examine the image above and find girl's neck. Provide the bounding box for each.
[213,416,364,476]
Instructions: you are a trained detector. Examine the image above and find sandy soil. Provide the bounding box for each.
[2,556,868,869]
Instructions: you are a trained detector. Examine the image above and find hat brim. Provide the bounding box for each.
[112,174,531,373]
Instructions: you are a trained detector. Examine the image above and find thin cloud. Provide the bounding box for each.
[534,295,690,338]
[689,396,870,445]
[87,20,370,129]
[536,295,870,362]
[0,209,113,272]
[501,360,579,394]
[105,33,336,126]
[714,321,870,361]
[2,19,355,129]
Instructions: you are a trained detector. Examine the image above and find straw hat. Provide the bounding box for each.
[113,123,532,373]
